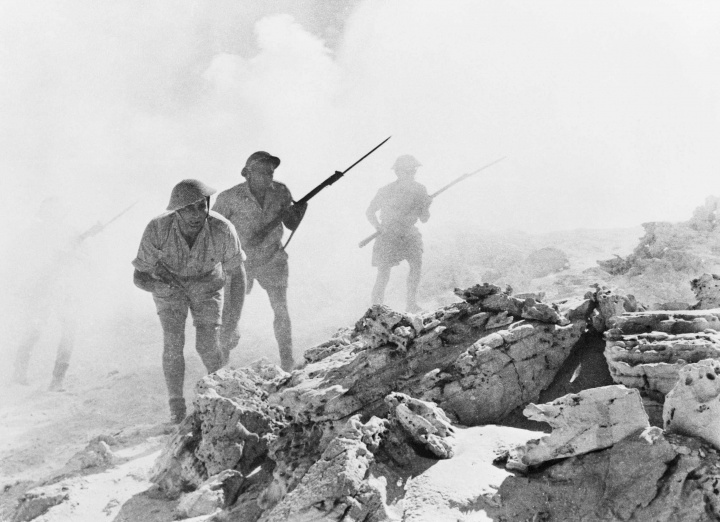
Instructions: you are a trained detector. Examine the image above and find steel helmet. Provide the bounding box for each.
[242,151,281,177]
[167,179,217,211]
[392,154,422,170]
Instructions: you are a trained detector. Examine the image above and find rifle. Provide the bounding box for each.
[358,156,506,248]
[245,136,392,249]
[155,260,187,290]
[77,201,139,242]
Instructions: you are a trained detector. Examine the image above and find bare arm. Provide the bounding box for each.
[222,265,246,330]
[366,197,381,230]
[133,269,157,293]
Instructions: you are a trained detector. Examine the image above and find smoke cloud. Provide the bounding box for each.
[1,0,719,379]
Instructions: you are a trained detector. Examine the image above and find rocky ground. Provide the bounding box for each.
[4,198,720,521]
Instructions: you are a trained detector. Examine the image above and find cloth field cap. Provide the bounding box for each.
[167,179,216,211]
[242,151,281,177]
[392,154,422,170]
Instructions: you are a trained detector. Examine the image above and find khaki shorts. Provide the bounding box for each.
[246,248,289,289]
[372,228,423,267]
[152,267,225,327]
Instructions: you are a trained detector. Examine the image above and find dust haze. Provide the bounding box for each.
[1,0,719,381]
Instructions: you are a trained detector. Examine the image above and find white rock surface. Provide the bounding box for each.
[664,358,720,450]
[507,385,649,471]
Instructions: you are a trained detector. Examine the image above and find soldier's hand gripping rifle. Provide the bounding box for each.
[358,156,506,248]
[155,260,187,290]
[245,136,392,249]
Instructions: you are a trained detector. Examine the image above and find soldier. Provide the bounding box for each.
[12,198,96,391]
[132,179,245,423]
[213,151,307,372]
[366,154,432,312]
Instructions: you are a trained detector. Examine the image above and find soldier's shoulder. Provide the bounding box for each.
[411,180,429,193]
[271,180,291,192]
[270,181,293,200]
[216,183,247,199]
[207,211,237,233]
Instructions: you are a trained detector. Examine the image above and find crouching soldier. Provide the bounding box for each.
[132,179,245,423]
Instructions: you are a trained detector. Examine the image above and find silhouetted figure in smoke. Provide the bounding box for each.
[12,198,99,391]
[213,151,307,371]
[366,154,432,312]
[132,180,245,424]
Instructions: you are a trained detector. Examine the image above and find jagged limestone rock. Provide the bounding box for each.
[259,416,390,522]
[12,487,69,522]
[492,428,720,521]
[605,328,720,397]
[384,392,456,459]
[65,438,116,471]
[610,309,720,334]
[419,320,585,426]
[174,469,244,519]
[151,362,288,498]
[691,273,720,310]
[506,385,649,472]
[149,284,594,519]
[664,358,720,449]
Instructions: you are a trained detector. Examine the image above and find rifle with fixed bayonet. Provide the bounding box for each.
[245,136,392,249]
[358,156,506,248]
[76,201,139,243]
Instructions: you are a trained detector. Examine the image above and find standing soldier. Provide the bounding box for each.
[213,151,307,372]
[366,154,432,312]
[12,198,96,391]
[132,179,245,423]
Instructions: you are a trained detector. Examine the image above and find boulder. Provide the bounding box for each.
[174,470,244,519]
[691,273,720,309]
[506,386,649,472]
[493,428,720,521]
[524,246,570,278]
[664,358,720,450]
[605,329,720,398]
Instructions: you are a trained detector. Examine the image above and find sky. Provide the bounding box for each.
[1,0,720,372]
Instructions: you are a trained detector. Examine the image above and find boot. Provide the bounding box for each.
[169,397,187,424]
[48,362,69,392]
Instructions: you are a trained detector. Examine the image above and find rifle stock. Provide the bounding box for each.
[358,156,505,248]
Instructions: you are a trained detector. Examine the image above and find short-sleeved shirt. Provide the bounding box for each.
[368,180,431,267]
[213,181,292,284]
[132,210,244,278]
[368,180,431,232]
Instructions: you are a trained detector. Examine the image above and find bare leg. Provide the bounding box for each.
[159,313,186,405]
[13,329,41,385]
[49,315,77,391]
[196,324,223,374]
[371,266,392,306]
[266,286,294,371]
[406,257,423,312]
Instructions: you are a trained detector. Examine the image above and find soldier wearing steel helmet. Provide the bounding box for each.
[213,151,307,372]
[366,154,432,312]
[132,179,245,423]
